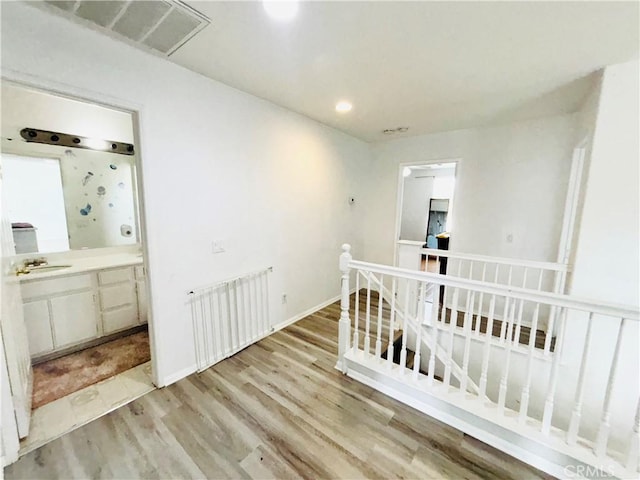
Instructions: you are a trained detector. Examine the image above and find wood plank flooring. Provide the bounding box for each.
[6,296,553,480]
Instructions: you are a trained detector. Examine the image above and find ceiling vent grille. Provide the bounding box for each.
[44,0,210,56]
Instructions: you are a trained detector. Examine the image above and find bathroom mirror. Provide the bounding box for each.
[1,83,139,254]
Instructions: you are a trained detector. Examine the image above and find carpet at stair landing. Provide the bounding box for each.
[32,330,151,409]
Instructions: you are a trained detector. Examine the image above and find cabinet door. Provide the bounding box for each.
[50,291,98,348]
[102,305,139,334]
[136,279,148,324]
[23,300,54,357]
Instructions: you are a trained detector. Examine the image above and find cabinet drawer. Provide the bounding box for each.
[102,305,138,334]
[22,274,92,299]
[98,267,133,286]
[100,283,135,310]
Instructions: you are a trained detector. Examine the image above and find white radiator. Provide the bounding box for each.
[188,267,272,371]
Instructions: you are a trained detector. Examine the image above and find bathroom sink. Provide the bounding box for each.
[28,265,72,274]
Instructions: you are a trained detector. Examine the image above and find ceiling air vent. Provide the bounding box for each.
[44,1,210,56]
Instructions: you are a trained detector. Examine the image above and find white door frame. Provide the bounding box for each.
[0,72,158,455]
[393,158,461,267]
[552,137,589,296]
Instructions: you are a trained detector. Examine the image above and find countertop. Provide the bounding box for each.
[18,253,143,282]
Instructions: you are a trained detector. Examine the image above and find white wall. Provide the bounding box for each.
[363,114,577,266]
[0,2,370,386]
[564,59,639,450]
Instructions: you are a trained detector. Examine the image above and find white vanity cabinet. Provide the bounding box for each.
[21,273,98,356]
[98,267,138,334]
[21,263,146,360]
[135,265,148,324]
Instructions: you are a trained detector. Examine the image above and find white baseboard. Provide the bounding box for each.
[271,289,354,334]
[342,353,630,480]
[157,364,197,388]
[159,291,351,388]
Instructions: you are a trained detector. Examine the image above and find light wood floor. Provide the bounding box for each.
[6,297,553,480]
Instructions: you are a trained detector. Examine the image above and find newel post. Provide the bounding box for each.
[337,244,352,374]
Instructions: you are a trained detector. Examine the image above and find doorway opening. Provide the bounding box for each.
[395,161,458,273]
[0,81,155,456]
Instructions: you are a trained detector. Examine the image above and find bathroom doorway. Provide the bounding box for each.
[0,81,155,456]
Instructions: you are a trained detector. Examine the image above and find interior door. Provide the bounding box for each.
[0,158,33,439]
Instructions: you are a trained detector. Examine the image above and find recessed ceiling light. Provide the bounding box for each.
[335,101,352,113]
[263,1,299,21]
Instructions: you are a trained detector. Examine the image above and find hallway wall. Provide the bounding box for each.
[362,113,578,265]
[1,2,371,387]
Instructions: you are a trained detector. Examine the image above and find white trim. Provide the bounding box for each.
[557,139,588,267]
[271,290,355,333]
[420,248,570,272]
[156,364,197,388]
[158,291,353,387]
[343,353,629,480]
[0,71,160,387]
[17,383,154,457]
[349,259,639,320]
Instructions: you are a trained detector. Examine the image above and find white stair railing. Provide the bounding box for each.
[360,269,482,395]
[405,246,570,355]
[337,244,640,478]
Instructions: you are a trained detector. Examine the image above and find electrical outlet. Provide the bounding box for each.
[282,294,287,304]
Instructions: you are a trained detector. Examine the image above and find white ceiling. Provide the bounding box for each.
[166,1,638,142]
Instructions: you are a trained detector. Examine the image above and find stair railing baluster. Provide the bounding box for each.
[413,281,425,380]
[375,273,384,358]
[387,277,397,369]
[567,311,594,443]
[364,272,372,355]
[541,306,569,435]
[460,286,475,395]
[626,398,640,472]
[444,274,461,388]
[399,278,410,374]
[353,271,360,353]
[474,262,487,337]
[594,317,627,457]
[513,267,528,346]
[427,278,441,386]
[518,270,544,424]
[499,265,514,342]
[498,297,517,413]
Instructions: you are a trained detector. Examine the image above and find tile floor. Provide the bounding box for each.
[20,361,155,455]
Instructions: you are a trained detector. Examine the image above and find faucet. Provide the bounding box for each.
[15,265,31,276]
[16,257,48,275]
[23,257,48,268]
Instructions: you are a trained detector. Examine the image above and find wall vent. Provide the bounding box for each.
[43,1,210,56]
